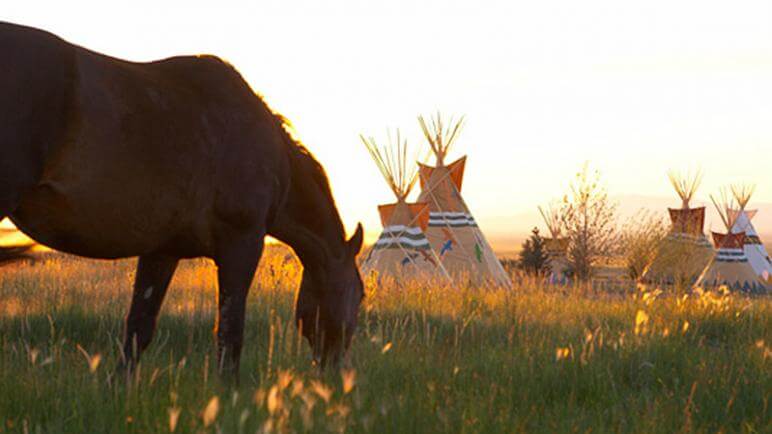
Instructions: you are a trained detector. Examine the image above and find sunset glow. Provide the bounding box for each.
[5,1,772,247]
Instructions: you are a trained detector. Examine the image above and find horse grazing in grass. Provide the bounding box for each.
[0,22,364,377]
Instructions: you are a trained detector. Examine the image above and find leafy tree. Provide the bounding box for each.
[560,163,618,282]
[519,227,549,275]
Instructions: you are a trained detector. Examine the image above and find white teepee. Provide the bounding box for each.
[415,113,511,287]
[695,185,768,294]
[359,130,450,282]
[727,189,772,282]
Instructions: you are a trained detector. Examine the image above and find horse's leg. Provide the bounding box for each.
[121,254,179,369]
[214,235,264,380]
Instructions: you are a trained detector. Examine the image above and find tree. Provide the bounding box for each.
[618,210,666,280]
[519,227,549,275]
[560,163,618,282]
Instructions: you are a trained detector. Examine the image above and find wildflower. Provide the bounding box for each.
[326,403,351,417]
[168,407,180,432]
[310,380,333,403]
[290,379,304,397]
[202,396,219,427]
[76,345,101,373]
[254,388,266,407]
[277,370,293,390]
[555,347,570,361]
[267,385,281,415]
[634,310,649,335]
[342,369,356,394]
[753,340,772,359]
[28,347,39,365]
[238,410,250,429]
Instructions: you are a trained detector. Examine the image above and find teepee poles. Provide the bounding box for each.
[731,184,755,213]
[538,203,563,239]
[360,129,421,202]
[668,169,703,210]
[418,113,465,167]
[709,186,746,233]
[708,184,752,251]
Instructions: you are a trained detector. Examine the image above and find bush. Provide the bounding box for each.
[518,227,549,275]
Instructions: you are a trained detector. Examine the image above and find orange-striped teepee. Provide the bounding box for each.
[415,114,511,287]
[359,130,449,282]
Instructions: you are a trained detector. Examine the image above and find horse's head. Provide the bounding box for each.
[295,223,364,368]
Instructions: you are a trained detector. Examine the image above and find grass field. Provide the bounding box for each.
[0,247,769,433]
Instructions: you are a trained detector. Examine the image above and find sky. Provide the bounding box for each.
[5,1,772,247]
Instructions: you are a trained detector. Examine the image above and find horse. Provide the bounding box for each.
[0,21,364,377]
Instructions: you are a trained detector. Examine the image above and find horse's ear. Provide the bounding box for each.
[347,223,364,257]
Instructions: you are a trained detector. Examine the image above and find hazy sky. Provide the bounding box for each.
[6,1,772,241]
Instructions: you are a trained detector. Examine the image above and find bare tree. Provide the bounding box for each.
[560,163,618,282]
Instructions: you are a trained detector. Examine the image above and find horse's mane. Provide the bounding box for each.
[272,111,346,238]
[274,114,331,195]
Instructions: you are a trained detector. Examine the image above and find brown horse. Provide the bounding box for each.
[0,22,364,376]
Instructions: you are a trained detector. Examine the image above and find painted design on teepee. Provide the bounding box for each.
[359,129,450,282]
[419,250,437,266]
[438,228,456,256]
[695,185,768,294]
[727,189,772,281]
[538,202,571,285]
[640,170,713,287]
[401,253,420,266]
[415,113,511,287]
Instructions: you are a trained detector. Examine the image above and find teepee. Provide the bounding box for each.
[415,113,511,287]
[728,189,772,282]
[640,170,713,287]
[695,186,768,294]
[359,130,450,282]
[538,203,571,285]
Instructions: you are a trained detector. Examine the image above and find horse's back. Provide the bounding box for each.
[3,22,288,259]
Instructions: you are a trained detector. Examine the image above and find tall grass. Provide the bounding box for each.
[0,246,769,433]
